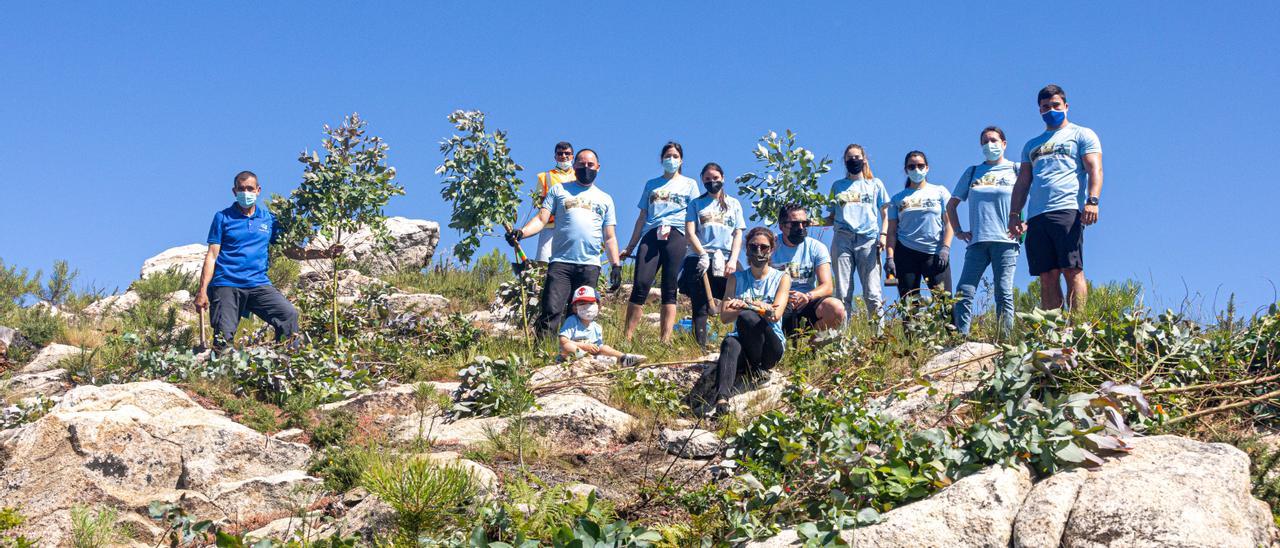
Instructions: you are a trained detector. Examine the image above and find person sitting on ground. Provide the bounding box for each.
[193,170,342,351]
[711,227,791,416]
[773,203,845,338]
[558,286,645,366]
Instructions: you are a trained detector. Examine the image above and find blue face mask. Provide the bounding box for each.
[1041,108,1067,127]
[907,168,928,183]
[982,142,1004,162]
[235,191,258,208]
[662,157,681,174]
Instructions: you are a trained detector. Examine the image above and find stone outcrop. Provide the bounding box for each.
[140,243,207,278]
[19,342,83,373]
[304,217,440,276]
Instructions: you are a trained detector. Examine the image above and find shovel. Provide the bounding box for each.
[504,223,530,277]
[701,271,721,314]
[195,308,210,353]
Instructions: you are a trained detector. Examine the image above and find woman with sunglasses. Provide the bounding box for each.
[679,162,745,349]
[710,227,791,416]
[886,150,954,299]
[621,141,701,343]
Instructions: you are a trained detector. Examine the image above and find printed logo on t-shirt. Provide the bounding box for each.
[1029,141,1076,163]
[563,196,607,217]
[698,207,736,228]
[897,196,942,213]
[836,189,875,205]
[785,261,813,284]
[971,172,1016,188]
[649,189,688,207]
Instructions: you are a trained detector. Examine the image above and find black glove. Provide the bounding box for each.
[884,257,897,278]
[937,245,951,267]
[608,263,624,292]
[504,228,523,247]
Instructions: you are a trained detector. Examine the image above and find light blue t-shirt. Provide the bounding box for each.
[1020,122,1102,218]
[637,174,700,234]
[684,194,745,258]
[889,183,952,254]
[558,314,603,345]
[543,182,617,266]
[727,268,786,346]
[952,161,1020,245]
[771,236,831,293]
[829,176,890,237]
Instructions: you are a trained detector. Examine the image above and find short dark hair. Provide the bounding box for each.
[555,141,573,153]
[981,126,1007,142]
[777,203,808,223]
[576,148,598,162]
[1038,84,1066,104]
[233,170,258,188]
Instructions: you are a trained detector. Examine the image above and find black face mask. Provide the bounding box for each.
[786,225,807,245]
[845,159,865,174]
[704,180,724,195]
[747,249,770,267]
[575,167,598,186]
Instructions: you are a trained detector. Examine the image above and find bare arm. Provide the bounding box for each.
[941,208,954,249]
[1008,163,1032,236]
[770,274,792,321]
[809,263,834,299]
[719,274,740,324]
[727,229,742,274]
[517,208,552,238]
[604,225,620,266]
[886,220,899,258]
[878,204,890,248]
[947,197,969,242]
[194,244,219,309]
[622,209,646,256]
[1081,152,1103,225]
[686,220,706,255]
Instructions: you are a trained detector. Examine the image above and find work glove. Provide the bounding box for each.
[696,253,710,275]
[938,245,951,267]
[608,263,624,292]
[884,257,897,278]
[504,228,524,247]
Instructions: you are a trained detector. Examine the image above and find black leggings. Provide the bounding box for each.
[677,256,728,347]
[894,242,952,298]
[630,227,688,305]
[715,311,784,400]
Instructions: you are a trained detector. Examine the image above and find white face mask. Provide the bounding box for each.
[662,157,681,174]
[982,142,1004,162]
[575,303,600,323]
[556,160,572,170]
[907,168,928,183]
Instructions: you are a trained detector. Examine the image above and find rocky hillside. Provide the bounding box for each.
[0,218,1277,547]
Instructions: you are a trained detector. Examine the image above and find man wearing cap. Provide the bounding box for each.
[558,286,645,365]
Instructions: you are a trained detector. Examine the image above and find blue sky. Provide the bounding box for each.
[3,2,1278,315]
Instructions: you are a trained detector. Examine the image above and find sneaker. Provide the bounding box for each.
[620,353,648,367]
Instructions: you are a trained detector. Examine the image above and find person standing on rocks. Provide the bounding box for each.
[506,149,623,340]
[530,141,577,264]
[193,171,342,351]
[886,151,954,299]
[620,141,700,343]
[949,126,1022,337]
[1008,84,1104,312]
[679,162,745,349]
[773,203,845,338]
[711,227,791,415]
[827,144,890,327]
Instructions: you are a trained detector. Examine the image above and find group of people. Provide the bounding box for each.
[192,84,1103,415]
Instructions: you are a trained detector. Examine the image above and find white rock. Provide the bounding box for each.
[1014,435,1278,548]
[19,343,83,373]
[420,451,499,493]
[875,342,999,428]
[0,381,313,540]
[524,393,637,451]
[383,292,450,316]
[320,382,456,416]
[298,269,388,299]
[272,428,308,444]
[1011,469,1088,548]
[305,217,440,276]
[211,469,323,518]
[411,415,508,447]
[659,428,722,459]
[140,243,207,279]
[0,368,71,402]
[565,483,598,499]
[83,291,142,318]
[852,464,1032,547]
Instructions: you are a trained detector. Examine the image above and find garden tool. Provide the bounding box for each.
[503,223,530,276]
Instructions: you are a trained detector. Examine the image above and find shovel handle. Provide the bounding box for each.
[701,271,719,313]
[503,223,530,265]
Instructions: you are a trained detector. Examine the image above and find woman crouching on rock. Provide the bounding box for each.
[711,227,791,415]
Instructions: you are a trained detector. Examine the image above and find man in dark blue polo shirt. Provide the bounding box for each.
[194,170,339,350]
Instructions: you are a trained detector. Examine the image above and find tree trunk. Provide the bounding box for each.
[332,225,341,343]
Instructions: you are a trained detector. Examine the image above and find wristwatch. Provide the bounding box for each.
[1086,196,1100,206]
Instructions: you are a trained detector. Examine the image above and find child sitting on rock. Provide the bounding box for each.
[559,286,646,366]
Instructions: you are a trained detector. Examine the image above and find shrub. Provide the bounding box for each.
[11,305,66,347]
[0,258,40,322]
[734,130,833,225]
[437,109,525,264]
[310,445,366,493]
[451,355,534,418]
[360,453,480,544]
[129,266,195,300]
[70,504,123,548]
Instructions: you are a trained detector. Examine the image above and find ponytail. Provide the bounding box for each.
[700,162,728,211]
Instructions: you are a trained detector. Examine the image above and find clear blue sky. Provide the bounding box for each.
[3,2,1277,315]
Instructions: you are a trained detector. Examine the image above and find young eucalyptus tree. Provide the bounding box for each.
[735,130,833,225]
[270,113,403,342]
[437,110,525,265]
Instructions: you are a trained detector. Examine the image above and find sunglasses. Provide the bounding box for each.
[747,244,772,252]
[782,220,811,228]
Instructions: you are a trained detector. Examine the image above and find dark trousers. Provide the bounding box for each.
[894,242,952,298]
[207,285,299,350]
[537,262,601,339]
[715,311,785,400]
[630,227,688,306]
[678,256,727,347]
